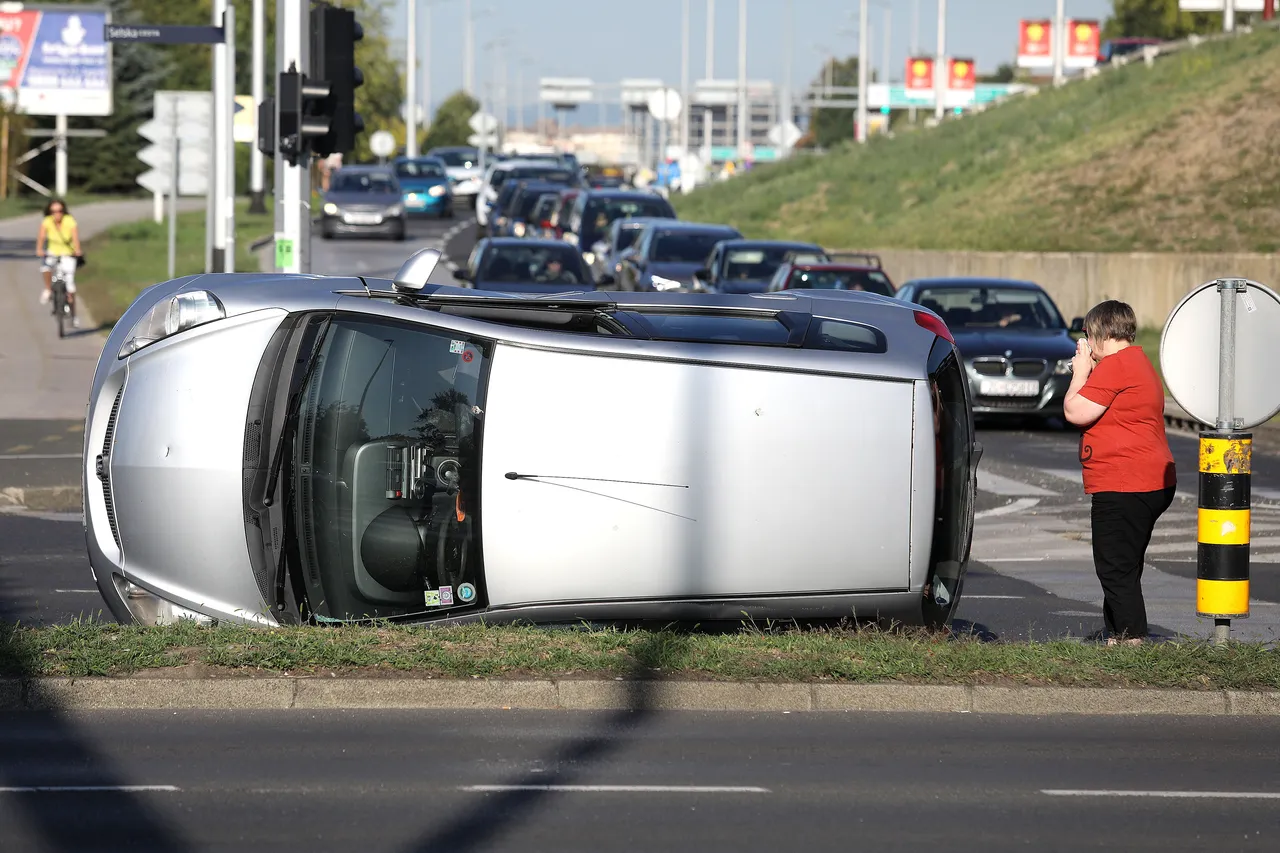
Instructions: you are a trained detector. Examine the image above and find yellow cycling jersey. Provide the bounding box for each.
[42,214,77,256]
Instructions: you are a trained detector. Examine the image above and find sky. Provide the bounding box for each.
[389,0,1115,114]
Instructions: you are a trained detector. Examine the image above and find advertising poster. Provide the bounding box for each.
[1065,20,1101,68]
[1017,19,1054,69]
[905,57,934,92]
[948,58,976,91]
[0,7,111,117]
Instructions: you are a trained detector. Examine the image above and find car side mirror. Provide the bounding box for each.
[694,268,711,280]
[597,273,616,286]
[1069,317,1084,334]
[452,268,472,281]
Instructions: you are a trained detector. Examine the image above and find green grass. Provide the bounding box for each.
[3,621,1279,689]
[0,191,136,221]
[76,199,273,325]
[674,27,1280,253]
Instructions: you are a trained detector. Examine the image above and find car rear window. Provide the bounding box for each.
[788,269,894,296]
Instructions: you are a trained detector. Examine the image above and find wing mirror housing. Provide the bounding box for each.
[393,248,442,292]
[597,273,616,286]
[452,268,472,282]
[1069,316,1085,334]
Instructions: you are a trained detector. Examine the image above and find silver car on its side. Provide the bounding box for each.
[83,252,980,630]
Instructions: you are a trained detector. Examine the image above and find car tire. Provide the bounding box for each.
[392,225,407,241]
[442,204,454,219]
[320,226,334,240]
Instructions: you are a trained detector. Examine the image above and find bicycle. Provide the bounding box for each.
[47,257,75,339]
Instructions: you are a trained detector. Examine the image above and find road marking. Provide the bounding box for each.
[0,453,81,459]
[975,498,1040,519]
[0,785,180,793]
[1052,610,1101,617]
[55,589,98,594]
[979,472,1055,497]
[981,557,1047,563]
[459,785,770,794]
[964,595,1025,600]
[1042,789,1280,800]
[4,444,34,453]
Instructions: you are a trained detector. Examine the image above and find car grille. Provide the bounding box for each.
[972,358,1006,376]
[100,385,124,549]
[1011,358,1047,378]
[338,204,386,213]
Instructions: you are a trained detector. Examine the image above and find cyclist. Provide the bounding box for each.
[35,198,81,327]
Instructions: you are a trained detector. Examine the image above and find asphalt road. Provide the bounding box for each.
[0,709,1276,852]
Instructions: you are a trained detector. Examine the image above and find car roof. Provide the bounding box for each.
[720,239,824,249]
[645,220,738,232]
[334,164,393,174]
[582,189,668,200]
[906,277,1044,290]
[483,237,581,249]
[790,263,883,272]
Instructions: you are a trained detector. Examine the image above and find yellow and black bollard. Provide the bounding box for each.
[1197,432,1251,641]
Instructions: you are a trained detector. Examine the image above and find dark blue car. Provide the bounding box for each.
[452,238,611,295]
[694,239,830,294]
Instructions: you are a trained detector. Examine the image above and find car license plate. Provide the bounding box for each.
[979,379,1040,397]
[344,213,382,225]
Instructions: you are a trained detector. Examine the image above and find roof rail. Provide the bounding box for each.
[828,251,882,269]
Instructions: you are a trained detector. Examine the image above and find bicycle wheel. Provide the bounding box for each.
[53,283,66,338]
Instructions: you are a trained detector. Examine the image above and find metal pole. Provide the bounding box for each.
[1053,0,1065,87]
[909,0,918,123]
[224,3,236,272]
[516,66,524,133]
[211,0,228,273]
[249,0,267,214]
[423,3,432,131]
[464,0,474,94]
[704,0,715,159]
[680,0,690,153]
[53,113,66,197]
[169,104,178,281]
[934,0,947,122]
[781,0,793,155]
[856,0,868,143]
[883,7,891,87]
[1225,0,1236,32]
[736,0,746,158]
[275,0,310,274]
[407,0,418,158]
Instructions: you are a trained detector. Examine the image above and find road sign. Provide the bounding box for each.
[466,133,498,148]
[766,120,802,148]
[137,91,212,197]
[0,8,113,117]
[233,95,255,143]
[1162,279,1280,431]
[468,112,498,133]
[105,23,224,43]
[369,130,396,158]
[647,88,682,122]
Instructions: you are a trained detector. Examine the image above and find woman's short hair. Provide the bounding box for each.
[1084,300,1137,343]
[44,199,68,216]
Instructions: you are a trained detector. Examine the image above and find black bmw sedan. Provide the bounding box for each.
[896,277,1083,420]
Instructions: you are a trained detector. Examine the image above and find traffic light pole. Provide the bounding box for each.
[211,0,235,273]
[275,0,311,274]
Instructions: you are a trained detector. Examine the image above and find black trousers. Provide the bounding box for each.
[1090,487,1176,639]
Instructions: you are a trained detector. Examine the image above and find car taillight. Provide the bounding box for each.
[914,310,954,343]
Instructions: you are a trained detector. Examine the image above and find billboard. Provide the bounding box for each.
[0,7,111,116]
[1017,19,1054,69]
[948,58,976,91]
[905,57,934,92]
[1065,20,1100,68]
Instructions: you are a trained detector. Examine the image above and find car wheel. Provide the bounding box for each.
[442,204,454,219]
[320,226,334,240]
[393,225,406,241]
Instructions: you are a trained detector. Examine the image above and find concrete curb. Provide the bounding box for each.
[0,485,81,513]
[3,677,1279,715]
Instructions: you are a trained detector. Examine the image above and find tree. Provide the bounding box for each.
[807,56,860,150]
[1102,0,1231,39]
[978,63,1017,84]
[421,90,481,151]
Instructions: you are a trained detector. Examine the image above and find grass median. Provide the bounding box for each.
[2,621,1278,690]
[75,200,273,327]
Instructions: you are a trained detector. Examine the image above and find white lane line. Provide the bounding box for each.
[975,498,1040,519]
[0,786,180,793]
[979,472,1055,497]
[459,785,769,794]
[964,595,1025,600]
[1043,789,1280,800]
[1040,468,1081,483]
[0,453,80,460]
[981,557,1047,563]
[54,589,99,594]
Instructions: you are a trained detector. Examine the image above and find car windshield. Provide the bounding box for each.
[614,224,646,252]
[531,195,559,221]
[477,244,584,284]
[431,150,477,168]
[581,197,674,239]
[723,246,815,281]
[917,286,1065,330]
[294,316,488,622]
[651,230,734,263]
[395,160,445,178]
[492,166,574,190]
[513,188,557,220]
[331,172,396,193]
[789,268,894,296]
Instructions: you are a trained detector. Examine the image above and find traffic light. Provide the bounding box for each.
[275,66,332,166]
[309,2,364,157]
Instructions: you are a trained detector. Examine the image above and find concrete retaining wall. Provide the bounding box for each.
[850,250,1280,330]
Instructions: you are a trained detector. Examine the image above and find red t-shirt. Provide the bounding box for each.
[1077,346,1176,494]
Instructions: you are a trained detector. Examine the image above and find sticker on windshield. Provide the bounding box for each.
[458,583,477,603]
[461,350,474,363]
[424,589,441,607]
[439,586,454,606]
[449,339,465,354]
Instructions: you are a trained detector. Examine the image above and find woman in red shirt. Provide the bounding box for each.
[1063,300,1176,645]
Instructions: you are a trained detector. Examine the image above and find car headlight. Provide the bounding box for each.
[323,202,338,215]
[650,274,683,291]
[113,575,215,627]
[582,251,595,265]
[428,184,446,197]
[118,290,225,358]
[1054,358,1073,375]
[513,222,526,237]
[386,202,404,215]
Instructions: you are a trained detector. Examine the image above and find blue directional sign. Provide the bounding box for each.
[104,24,224,44]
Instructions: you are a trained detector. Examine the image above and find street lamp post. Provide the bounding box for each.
[464,0,473,94]
[704,0,715,159]
[736,0,747,159]
[407,0,418,157]
[680,0,690,154]
[934,0,947,122]
[781,0,793,155]
[1052,0,1065,87]
[856,0,868,143]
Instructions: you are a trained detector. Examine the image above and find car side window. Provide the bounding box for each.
[706,248,721,281]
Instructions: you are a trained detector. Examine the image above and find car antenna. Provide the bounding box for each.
[354,275,372,296]
[504,472,688,488]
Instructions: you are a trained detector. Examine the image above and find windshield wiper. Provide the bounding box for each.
[264,314,334,508]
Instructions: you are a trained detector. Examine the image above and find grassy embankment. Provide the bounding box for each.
[0,192,134,221]
[74,200,273,326]
[1,622,1277,689]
